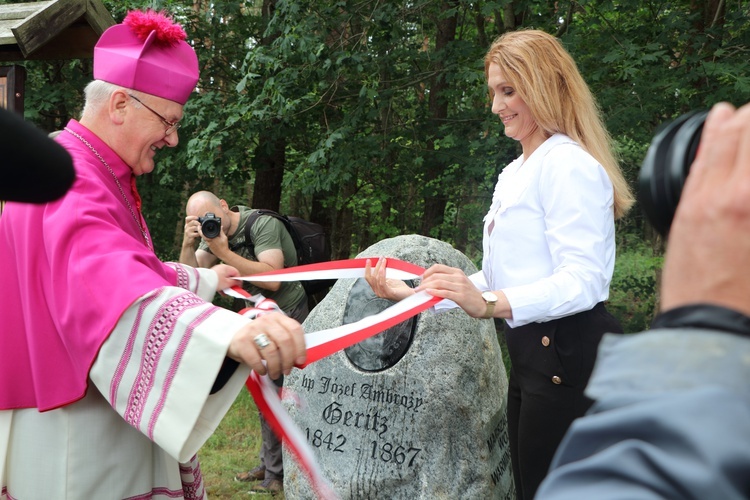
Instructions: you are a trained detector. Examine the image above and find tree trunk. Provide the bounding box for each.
[251,137,285,210]
[333,178,356,260]
[250,0,285,211]
[421,1,458,236]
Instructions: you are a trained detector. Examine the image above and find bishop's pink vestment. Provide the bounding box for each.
[0,120,251,499]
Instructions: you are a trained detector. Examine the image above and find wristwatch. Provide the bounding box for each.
[481,291,498,319]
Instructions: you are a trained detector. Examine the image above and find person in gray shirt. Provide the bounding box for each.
[537,101,750,500]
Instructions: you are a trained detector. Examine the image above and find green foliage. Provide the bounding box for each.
[208,0,519,257]
[569,0,750,141]
[22,58,88,132]
[17,0,750,324]
[609,238,664,333]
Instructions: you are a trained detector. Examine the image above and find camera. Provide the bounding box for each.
[198,212,222,238]
[639,109,708,236]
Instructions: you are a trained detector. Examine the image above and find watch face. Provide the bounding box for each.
[482,291,498,303]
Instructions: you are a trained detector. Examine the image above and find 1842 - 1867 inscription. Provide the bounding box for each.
[299,373,426,468]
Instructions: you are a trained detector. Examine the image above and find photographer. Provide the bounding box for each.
[181,191,307,313]
[536,102,750,499]
[179,190,307,495]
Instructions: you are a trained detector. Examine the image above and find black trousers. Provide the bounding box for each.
[505,302,622,500]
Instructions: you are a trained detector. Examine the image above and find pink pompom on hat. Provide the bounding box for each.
[94,10,199,105]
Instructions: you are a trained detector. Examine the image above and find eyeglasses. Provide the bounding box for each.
[128,94,181,135]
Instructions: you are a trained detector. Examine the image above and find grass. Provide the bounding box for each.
[201,389,285,499]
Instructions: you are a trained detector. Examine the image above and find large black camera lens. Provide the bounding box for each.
[198,212,222,238]
[639,110,708,236]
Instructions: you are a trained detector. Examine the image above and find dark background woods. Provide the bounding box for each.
[13,0,750,333]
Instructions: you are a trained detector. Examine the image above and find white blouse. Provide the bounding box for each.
[471,133,616,328]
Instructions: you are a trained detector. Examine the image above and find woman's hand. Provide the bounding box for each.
[415,264,511,319]
[364,257,415,301]
[228,312,306,380]
[414,264,485,317]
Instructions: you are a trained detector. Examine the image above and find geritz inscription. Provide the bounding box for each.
[322,401,388,437]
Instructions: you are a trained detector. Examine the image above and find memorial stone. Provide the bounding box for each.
[283,235,515,499]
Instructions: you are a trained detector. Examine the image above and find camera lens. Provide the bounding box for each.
[638,109,707,236]
[201,219,221,238]
[199,213,222,239]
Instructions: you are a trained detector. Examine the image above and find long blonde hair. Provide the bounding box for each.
[485,29,634,219]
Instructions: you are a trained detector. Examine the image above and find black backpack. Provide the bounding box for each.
[244,209,335,296]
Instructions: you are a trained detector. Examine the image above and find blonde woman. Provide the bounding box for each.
[367,29,633,499]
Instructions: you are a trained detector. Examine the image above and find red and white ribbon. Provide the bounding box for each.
[232,257,426,283]
[226,258,441,499]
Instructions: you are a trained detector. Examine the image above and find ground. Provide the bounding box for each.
[202,389,286,499]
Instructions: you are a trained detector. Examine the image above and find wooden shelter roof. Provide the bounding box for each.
[0,0,114,62]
